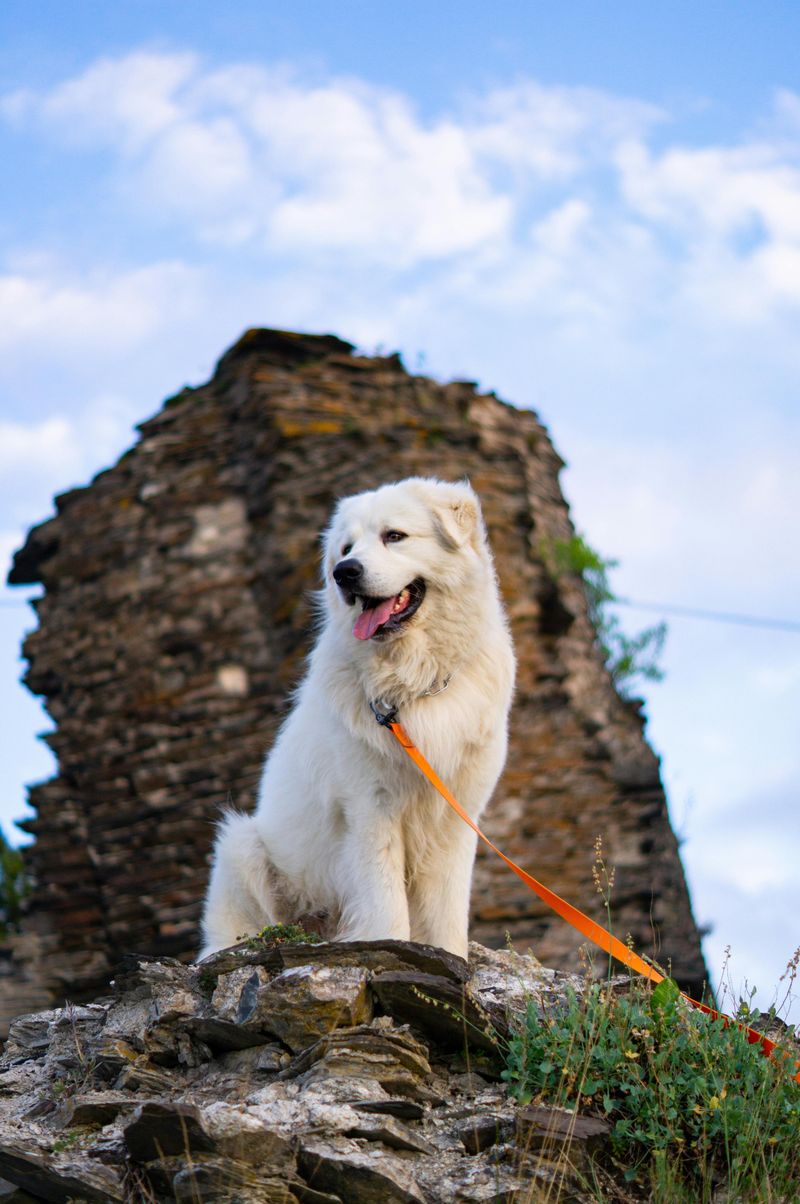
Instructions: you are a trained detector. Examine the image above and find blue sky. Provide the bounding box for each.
[1,1,799,1020]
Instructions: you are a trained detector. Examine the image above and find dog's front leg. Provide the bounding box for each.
[335,811,410,943]
[408,818,478,960]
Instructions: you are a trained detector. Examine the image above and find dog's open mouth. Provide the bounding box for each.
[349,578,426,641]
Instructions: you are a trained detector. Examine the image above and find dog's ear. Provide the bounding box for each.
[426,481,480,549]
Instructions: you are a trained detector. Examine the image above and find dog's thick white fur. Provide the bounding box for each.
[200,477,515,960]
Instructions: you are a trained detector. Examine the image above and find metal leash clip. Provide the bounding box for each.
[369,698,398,727]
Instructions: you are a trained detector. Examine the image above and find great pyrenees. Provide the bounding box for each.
[200,477,515,960]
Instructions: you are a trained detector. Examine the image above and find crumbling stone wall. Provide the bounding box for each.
[8,328,707,1010]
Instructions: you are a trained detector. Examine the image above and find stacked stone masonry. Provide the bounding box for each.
[8,328,707,1012]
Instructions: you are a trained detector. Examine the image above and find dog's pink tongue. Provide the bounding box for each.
[353,597,397,640]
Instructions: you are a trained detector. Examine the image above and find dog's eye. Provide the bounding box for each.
[341,543,353,556]
[384,530,407,544]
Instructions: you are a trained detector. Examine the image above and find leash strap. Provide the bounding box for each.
[384,717,799,1079]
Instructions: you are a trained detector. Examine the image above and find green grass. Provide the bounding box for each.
[242,922,324,948]
[503,969,800,1201]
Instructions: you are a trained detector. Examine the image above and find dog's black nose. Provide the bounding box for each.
[333,558,364,588]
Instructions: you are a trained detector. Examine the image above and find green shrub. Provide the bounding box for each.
[542,533,667,694]
[503,973,800,1200]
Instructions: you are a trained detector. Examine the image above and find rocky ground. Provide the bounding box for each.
[0,937,618,1203]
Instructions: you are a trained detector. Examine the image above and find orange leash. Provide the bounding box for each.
[375,708,800,1082]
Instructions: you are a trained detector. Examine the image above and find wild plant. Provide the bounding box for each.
[503,916,800,1200]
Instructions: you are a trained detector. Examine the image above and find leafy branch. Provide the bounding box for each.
[543,534,667,695]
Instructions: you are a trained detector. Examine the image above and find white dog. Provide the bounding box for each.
[200,477,515,960]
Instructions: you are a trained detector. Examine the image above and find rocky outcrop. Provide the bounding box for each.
[0,938,614,1203]
[8,327,707,1017]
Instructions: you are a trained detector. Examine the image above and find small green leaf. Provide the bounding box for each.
[651,977,680,1012]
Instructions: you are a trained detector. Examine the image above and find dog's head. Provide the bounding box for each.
[322,477,486,642]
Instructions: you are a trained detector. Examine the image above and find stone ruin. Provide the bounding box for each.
[6,328,708,1020]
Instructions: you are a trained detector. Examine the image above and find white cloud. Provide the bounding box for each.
[615,115,800,317]
[4,52,800,320]
[0,52,657,271]
[3,53,516,263]
[471,80,662,179]
[270,106,510,263]
[617,140,798,239]
[0,396,141,584]
[692,825,798,897]
[0,416,81,478]
[2,51,197,152]
[563,421,800,601]
[0,260,203,358]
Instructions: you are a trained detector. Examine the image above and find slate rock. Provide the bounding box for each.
[457,1114,514,1155]
[123,1100,216,1161]
[3,1012,59,1059]
[200,1100,294,1168]
[113,1060,180,1094]
[0,1141,123,1203]
[515,1104,611,1171]
[217,1041,289,1075]
[344,1114,434,1154]
[213,963,373,1052]
[148,1156,302,1203]
[0,1177,39,1202]
[58,1091,138,1127]
[371,971,498,1054]
[298,1142,427,1204]
[198,938,468,986]
[350,1098,424,1121]
[283,1025,436,1101]
[183,1014,277,1051]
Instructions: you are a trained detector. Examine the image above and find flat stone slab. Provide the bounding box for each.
[298,1142,427,1204]
[0,1142,123,1204]
[371,971,499,1055]
[123,1100,216,1161]
[198,938,468,985]
[515,1104,611,1171]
